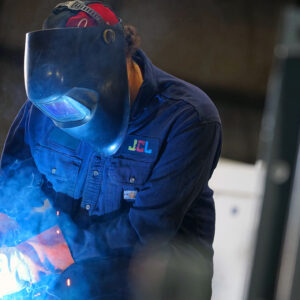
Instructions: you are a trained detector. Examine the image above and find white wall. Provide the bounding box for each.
[210,159,264,300]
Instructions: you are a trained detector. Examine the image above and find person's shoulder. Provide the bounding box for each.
[154,67,221,124]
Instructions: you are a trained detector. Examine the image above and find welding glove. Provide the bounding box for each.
[16,225,74,282]
[0,225,74,297]
[0,246,32,297]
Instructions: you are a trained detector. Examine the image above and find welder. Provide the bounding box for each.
[0,1,222,299]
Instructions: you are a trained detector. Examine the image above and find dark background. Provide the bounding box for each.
[0,0,295,162]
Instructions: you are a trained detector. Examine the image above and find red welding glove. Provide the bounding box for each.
[0,225,74,297]
[16,225,74,282]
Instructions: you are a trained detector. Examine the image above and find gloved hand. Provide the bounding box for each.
[0,246,32,297]
[0,226,74,297]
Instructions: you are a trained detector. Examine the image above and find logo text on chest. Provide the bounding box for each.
[128,139,152,154]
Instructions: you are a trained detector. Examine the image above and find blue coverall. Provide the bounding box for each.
[0,50,222,299]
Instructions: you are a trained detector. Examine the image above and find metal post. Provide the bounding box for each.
[246,6,300,300]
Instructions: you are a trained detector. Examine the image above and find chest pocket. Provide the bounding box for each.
[108,159,152,185]
[96,158,152,215]
[32,145,82,198]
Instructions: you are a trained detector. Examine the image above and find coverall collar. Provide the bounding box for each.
[130,50,159,120]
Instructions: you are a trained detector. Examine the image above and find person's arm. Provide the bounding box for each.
[0,102,59,239]
[0,101,44,216]
[0,102,74,293]
[59,107,222,261]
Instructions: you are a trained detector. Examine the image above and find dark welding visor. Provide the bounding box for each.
[25,25,129,155]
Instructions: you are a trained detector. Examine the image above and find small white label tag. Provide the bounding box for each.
[124,190,137,201]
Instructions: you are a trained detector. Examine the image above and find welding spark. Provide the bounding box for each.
[56,210,60,216]
[66,278,71,287]
[33,292,41,297]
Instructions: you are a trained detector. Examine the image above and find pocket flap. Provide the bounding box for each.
[33,145,82,197]
[108,159,152,185]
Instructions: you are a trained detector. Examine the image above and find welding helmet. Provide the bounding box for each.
[24,1,129,156]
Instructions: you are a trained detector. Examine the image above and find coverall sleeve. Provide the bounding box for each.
[1,101,33,170]
[1,101,59,222]
[60,107,222,261]
[0,101,44,216]
[0,101,74,278]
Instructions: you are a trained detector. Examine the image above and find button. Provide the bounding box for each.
[129,177,136,184]
[85,204,91,211]
[51,168,57,174]
[93,170,99,177]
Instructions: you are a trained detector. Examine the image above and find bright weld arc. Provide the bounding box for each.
[0,270,33,299]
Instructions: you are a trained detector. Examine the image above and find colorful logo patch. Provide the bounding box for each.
[128,139,152,154]
[118,135,159,162]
